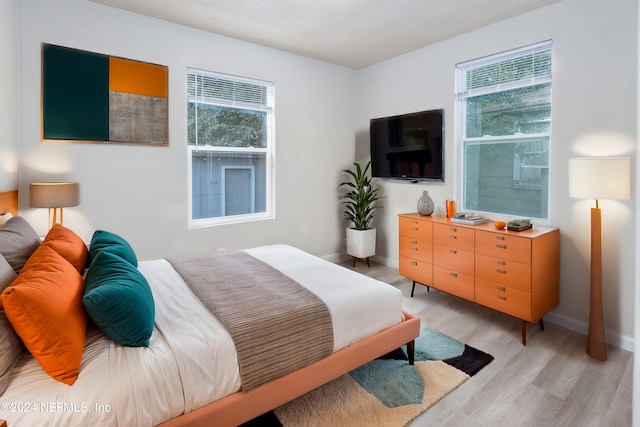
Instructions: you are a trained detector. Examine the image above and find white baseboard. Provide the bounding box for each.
[544,312,634,353]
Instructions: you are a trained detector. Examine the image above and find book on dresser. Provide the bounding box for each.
[450,212,489,225]
[397,213,559,346]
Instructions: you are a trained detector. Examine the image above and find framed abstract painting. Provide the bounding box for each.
[42,43,168,145]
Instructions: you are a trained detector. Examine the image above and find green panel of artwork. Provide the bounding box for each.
[42,44,109,141]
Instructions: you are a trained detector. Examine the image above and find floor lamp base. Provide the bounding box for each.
[586,206,606,361]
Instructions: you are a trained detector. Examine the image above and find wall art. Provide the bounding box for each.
[42,43,168,145]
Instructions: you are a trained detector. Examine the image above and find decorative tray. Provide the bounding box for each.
[507,223,532,231]
[506,220,532,232]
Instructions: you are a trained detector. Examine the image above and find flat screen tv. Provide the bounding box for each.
[370,109,444,182]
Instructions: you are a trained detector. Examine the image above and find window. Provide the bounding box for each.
[456,41,552,219]
[187,69,274,226]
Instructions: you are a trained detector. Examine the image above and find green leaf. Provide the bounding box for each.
[337,160,383,230]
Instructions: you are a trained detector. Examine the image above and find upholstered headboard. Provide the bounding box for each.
[0,190,19,216]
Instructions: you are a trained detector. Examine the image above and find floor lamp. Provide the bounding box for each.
[30,182,80,229]
[568,157,630,361]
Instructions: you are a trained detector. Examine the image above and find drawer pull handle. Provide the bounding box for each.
[449,249,457,254]
[450,272,458,278]
[497,260,505,265]
[449,227,457,231]
[411,247,418,251]
[496,269,507,274]
[411,240,418,244]
[411,227,419,231]
[411,261,418,266]
[496,286,506,292]
[496,295,507,300]
[496,244,507,249]
[449,235,457,240]
[497,236,505,241]
[411,220,418,224]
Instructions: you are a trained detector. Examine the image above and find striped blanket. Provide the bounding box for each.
[167,250,334,391]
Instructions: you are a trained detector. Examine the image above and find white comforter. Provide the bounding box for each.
[0,245,403,426]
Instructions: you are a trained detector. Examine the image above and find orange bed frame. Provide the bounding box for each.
[0,190,420,427]
[159,312,419,427]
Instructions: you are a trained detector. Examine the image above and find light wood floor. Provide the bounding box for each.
[344,260,633,427]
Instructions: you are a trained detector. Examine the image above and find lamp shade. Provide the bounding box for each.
[568,157,630,201]
[30,182,80,208]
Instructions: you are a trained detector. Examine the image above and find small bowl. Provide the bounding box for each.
[494,221,506,230]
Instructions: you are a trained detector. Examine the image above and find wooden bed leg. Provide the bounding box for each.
[521,320,527,346]
[406,340,415,365]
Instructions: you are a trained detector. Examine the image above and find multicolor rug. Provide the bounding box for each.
[244,326,494,426]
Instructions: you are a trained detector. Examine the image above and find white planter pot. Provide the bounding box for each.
[346,228,376,259]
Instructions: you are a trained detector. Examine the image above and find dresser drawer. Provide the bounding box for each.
[399,256,432,286]
[475,253,531,292]
[475,230,531,264]
[476,278,532,321]
[433,223,474,251]
[433,266,474,301]
[399,217,432,241]
[433,244,474,276]
[399,235,432,263]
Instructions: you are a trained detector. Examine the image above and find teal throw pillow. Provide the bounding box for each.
[83,251,154,347]
[89,230,138,267]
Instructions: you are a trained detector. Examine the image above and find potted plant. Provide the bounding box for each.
[338,160,382,264]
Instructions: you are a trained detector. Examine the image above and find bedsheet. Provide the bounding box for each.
[0,245,403,426]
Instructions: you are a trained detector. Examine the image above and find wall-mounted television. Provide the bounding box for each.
[370,109,444,182]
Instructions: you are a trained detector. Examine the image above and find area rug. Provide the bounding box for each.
[244,326,493,427]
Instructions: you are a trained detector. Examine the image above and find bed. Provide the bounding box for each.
[0,189,420,427]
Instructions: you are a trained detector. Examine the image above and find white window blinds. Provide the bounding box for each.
[456,41,552,99]
[188,69,274,112]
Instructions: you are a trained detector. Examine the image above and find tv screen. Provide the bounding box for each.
[370,109,444,182]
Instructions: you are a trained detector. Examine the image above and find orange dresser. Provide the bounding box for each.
[398,216,433,295]
[398,213,559,345]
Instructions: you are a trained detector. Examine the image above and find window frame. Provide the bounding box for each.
[187,69,275,228]
[456,41,552,220]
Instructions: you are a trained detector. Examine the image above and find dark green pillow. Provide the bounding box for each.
[89,230,138,267]
[83,251,154,347]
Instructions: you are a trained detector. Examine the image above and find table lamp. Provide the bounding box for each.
[568,157,630,361]
[30,182,80,228]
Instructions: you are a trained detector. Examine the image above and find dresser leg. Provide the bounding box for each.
[521,320,527,346]
[411,281,416,297]
[539,318,544,331]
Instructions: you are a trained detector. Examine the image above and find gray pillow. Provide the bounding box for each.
[0,216,41,273]
[0,255,23,396]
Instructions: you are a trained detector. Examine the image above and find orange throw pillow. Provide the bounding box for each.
[43,223,88,274]
[1,245,87,385]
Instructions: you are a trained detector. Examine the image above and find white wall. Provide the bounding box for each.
[0,0,17,192]
[16,0,356,260]
[356,0,637,350]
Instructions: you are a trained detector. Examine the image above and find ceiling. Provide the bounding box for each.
[90,0,561,69]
